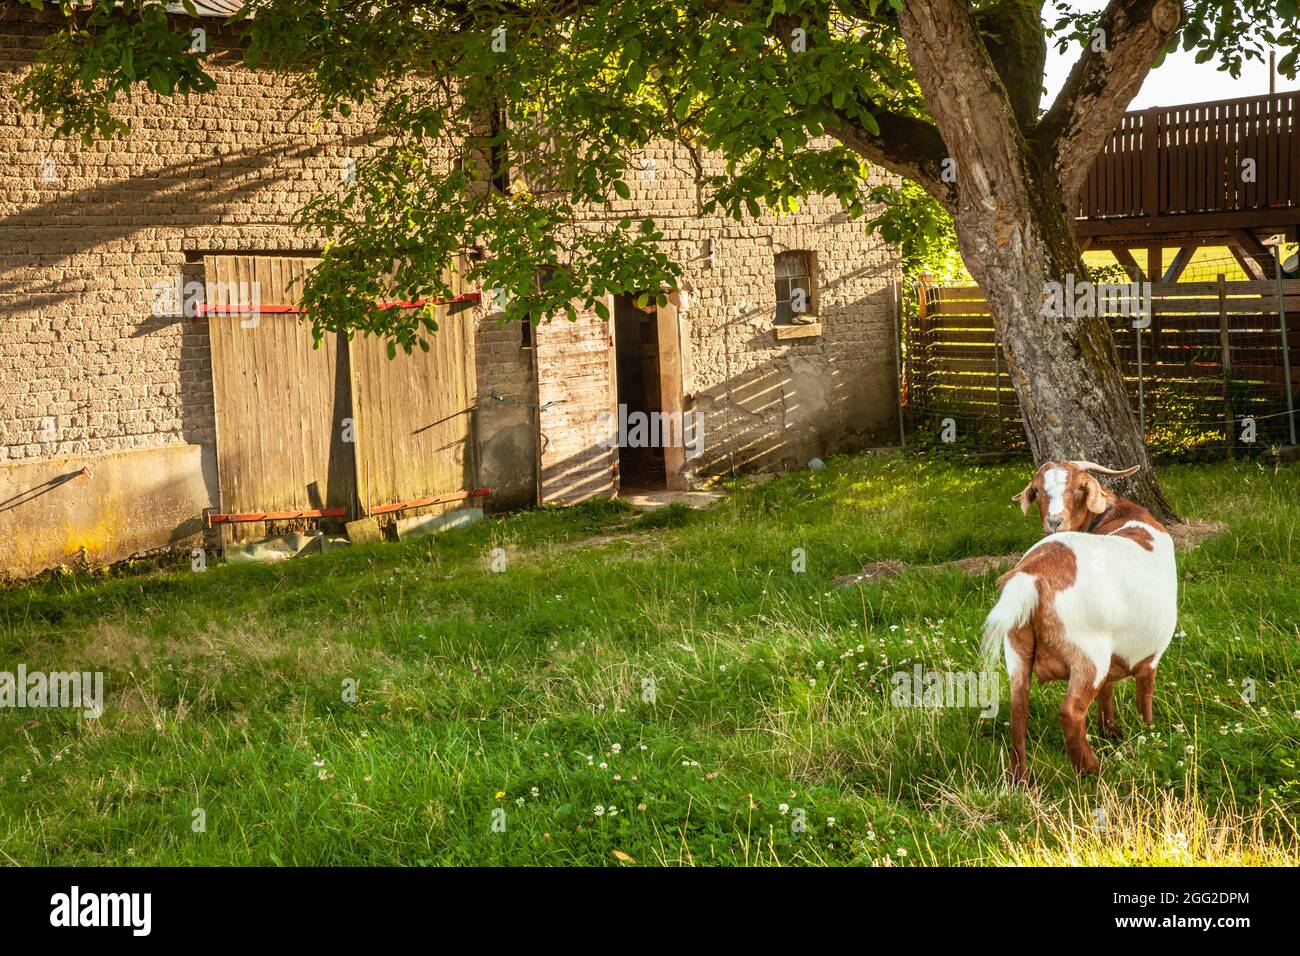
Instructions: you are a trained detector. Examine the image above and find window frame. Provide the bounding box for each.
[773,250,818,326]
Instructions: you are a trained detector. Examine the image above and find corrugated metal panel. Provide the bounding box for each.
[204,255,356,539]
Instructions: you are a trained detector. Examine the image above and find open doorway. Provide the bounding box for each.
[613,293,666,489]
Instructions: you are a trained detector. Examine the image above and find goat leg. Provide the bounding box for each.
[1059,677,1101,774]
[1095,682,1122,739]
[1134,659,1157,727]
[1008,666,1032,784]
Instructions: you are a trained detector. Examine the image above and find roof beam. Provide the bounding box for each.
[1162,246,1196,282]
[1113,248,1145,282]
[1075,207,1300,239]
[1227,229,1273,280]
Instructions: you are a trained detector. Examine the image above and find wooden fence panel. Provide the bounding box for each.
[1077,91,1300,219]
[904,277,1300,452]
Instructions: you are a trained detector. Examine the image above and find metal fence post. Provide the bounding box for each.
[1276,247,1297,446]
[891,279,906,446]
[1217,274,1233,454]
[1135,321,1145,438]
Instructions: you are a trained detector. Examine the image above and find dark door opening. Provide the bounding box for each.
[613,293,667,489]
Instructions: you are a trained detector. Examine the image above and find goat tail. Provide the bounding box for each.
[981,572,1037,673]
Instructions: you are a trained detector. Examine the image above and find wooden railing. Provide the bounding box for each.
[1077,92,1300,220]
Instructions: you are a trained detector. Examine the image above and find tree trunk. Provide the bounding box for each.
[897,0,1176,521]
[956,186,1174,520]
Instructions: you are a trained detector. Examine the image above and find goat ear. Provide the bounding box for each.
[1084,474,1109,514]
[1014,483,1036,516]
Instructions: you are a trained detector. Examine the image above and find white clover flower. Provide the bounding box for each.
[778,803,790,814]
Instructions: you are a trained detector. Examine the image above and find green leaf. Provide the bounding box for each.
[147,68,174,96]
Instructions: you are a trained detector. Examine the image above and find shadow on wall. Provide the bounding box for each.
[539,441,618,506]
[498,274,901,500]
[0,466,85,515]
[690,269,899,478]
[0,135,383,317]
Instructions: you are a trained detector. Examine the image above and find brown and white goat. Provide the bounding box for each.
[983,461,1178,781]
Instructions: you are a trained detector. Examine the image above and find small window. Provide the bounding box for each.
[774,251,817,324]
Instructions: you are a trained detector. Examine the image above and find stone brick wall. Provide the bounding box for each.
[0,10,382,470]
[587,139,901,477]
[0,7,901,576]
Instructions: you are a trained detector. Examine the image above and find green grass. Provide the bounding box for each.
[1,452,1296,865]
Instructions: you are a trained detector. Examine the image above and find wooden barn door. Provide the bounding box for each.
[348,268,479,515]
[534,302,618,505]
[204,255,356,540]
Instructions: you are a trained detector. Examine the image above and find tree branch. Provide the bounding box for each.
[895,0,1025,213]
[766,10,954,209]
[822,107,956,212]
[1037,0,1183,201]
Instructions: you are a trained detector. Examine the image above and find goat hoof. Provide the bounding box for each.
[1075,759,1101,775]
[1098,723,1123,740]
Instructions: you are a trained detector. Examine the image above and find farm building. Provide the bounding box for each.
[0,5,904,578]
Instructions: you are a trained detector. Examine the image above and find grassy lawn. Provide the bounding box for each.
[1,453,1296,866]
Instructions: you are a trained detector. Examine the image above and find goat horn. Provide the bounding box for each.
[1069,461,1140,477]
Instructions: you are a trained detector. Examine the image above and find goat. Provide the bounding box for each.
[982,460,1178,781]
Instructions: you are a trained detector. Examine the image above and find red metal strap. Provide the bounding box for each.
[206,508,349,526]
[366,487,491,516]
[195,291,481,316]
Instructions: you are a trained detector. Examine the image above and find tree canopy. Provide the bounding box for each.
[14,0,1300,358]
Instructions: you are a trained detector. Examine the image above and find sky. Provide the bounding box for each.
[1042,1,1298,110]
